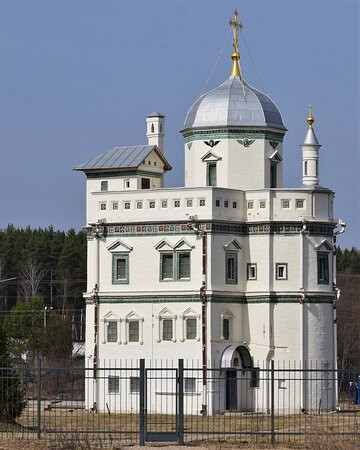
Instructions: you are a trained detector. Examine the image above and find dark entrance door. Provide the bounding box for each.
[226,370,237,410]
[141,178,150,189]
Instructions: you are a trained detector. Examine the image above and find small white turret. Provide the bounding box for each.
[146,112,165,154]
[301,104,321,186]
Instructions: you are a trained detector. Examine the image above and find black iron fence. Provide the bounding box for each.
[0,358,359,447]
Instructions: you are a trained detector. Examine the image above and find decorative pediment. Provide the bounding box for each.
[173,238,194,251]
[125,311,143,321]
[180,307,200,318]
[201,150,222,162]
[102,311,119,321]
[221,308,234,319]
[314,239,334,252]
[157,307,176,318]
[223,239,242,251]
[269,150,283,162]
[155,238,174,251]
[107,239,133,252]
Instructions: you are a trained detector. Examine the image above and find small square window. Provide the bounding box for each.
[162,319,173,341]
[276,263,288,280]
[108,376,119,394]
[149,201,155,209]
[260,201,266,209]
[136,201,143,209]
[282,199,290,209]
[247,263,257,280]
[100,203,106,210]
[232,202,237,209]
[184,378,196,393]
[161,200,168,208]
[215,200,220,207]
[124,202,131,210]
[296,199,304,209]
[224,200,229,208]
[186,199,193,207]
[112,202,118,210]
[199,199,206,207]
[101,181,108,191]
[125,180,130,189]
[130,377,140,393]
[247,201,254,209]
[174,200,180,208]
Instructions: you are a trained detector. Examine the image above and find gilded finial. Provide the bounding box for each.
[229,9,243,78]
[307,103,314,129]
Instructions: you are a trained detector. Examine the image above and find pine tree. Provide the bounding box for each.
[0,324,26,422]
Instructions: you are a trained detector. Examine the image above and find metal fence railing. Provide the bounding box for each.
[0,358,359,447]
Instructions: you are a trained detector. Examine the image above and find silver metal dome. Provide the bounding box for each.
[182,77,286,131]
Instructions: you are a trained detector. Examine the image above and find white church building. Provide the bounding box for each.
[75,11,344,415]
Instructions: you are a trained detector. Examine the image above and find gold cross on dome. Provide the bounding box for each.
[229,9,243,53]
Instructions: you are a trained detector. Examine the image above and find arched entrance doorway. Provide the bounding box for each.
[221,345,257,411]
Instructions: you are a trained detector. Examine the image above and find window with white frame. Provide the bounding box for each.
[156,308,177,343]
[260,200,266,209]
[128,320,140,342]
[125,180,130,189]
[276,263,287,280]
[160,252,191,281]
[281,199,290,209]
[317,252,329,284]
[180,308,200,342]
[247,263,257,280]
[107,321,118,342]
[186,199,193,207]
[160,253,174,280]
[225,252,238,284]
[186,318,197,340]
[101,181,108,191]
[178,252,190,280]
[108,376,119,394]
[296,199,304,209]
[220,310,233,341]
[247,201,254,209]
[123,312,144,345]
[184,378,196,393]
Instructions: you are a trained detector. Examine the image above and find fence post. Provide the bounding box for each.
[139,359,145,446]
[178,359,184,445]
[36,352,42,439]
[270,360,275,447]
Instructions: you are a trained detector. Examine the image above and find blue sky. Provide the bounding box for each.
[0,0,359,248]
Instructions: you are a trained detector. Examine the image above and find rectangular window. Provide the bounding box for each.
[247,263,257,280]
[174,200,180,207]
[281,199,290,209]
[162,319,173,341]
[224,200,229,208]
[276,263,288,280]
[184,378,196,393]
[215,200,220,207]
[270,162,277,188]
[108,376,119,394]
[112,254,129,284]
[260,201,266,208]
[247,201,254,209]
[130,377,140,393]
[186,318,197,340]
[128,321,139,342]
[225,253,238,284]
[178,253,190,280]
[112,202,118,210]
[250,368,260,388]
[124,202,130,209]
[186,199,193,207]
[101,181,108,191]
[136,201,143,209]
[318,253,329,284]
[125,180,130,189]
[296,199,304,209]
[149,201,155,208]
[161,253,174,280]
[107,321,117,342]
[232,201,237,209]
[100,203,106,210]
[161,200,168,208]
[207,162,217,186]
[199,199,206,206]
[223,318,230,340]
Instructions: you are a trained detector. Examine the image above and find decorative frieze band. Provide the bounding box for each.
[183,129,285,144]
[86,222,334,238]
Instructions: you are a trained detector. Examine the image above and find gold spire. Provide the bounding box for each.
[307,103,315,129]
[229,9,243,78]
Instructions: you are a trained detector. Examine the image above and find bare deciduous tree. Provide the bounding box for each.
[18,258,47,302]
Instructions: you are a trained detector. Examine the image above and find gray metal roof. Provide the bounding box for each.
[73,145,171,171]
[182,77,286,131]
[303,128,320,146]
[147,111,165,118]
